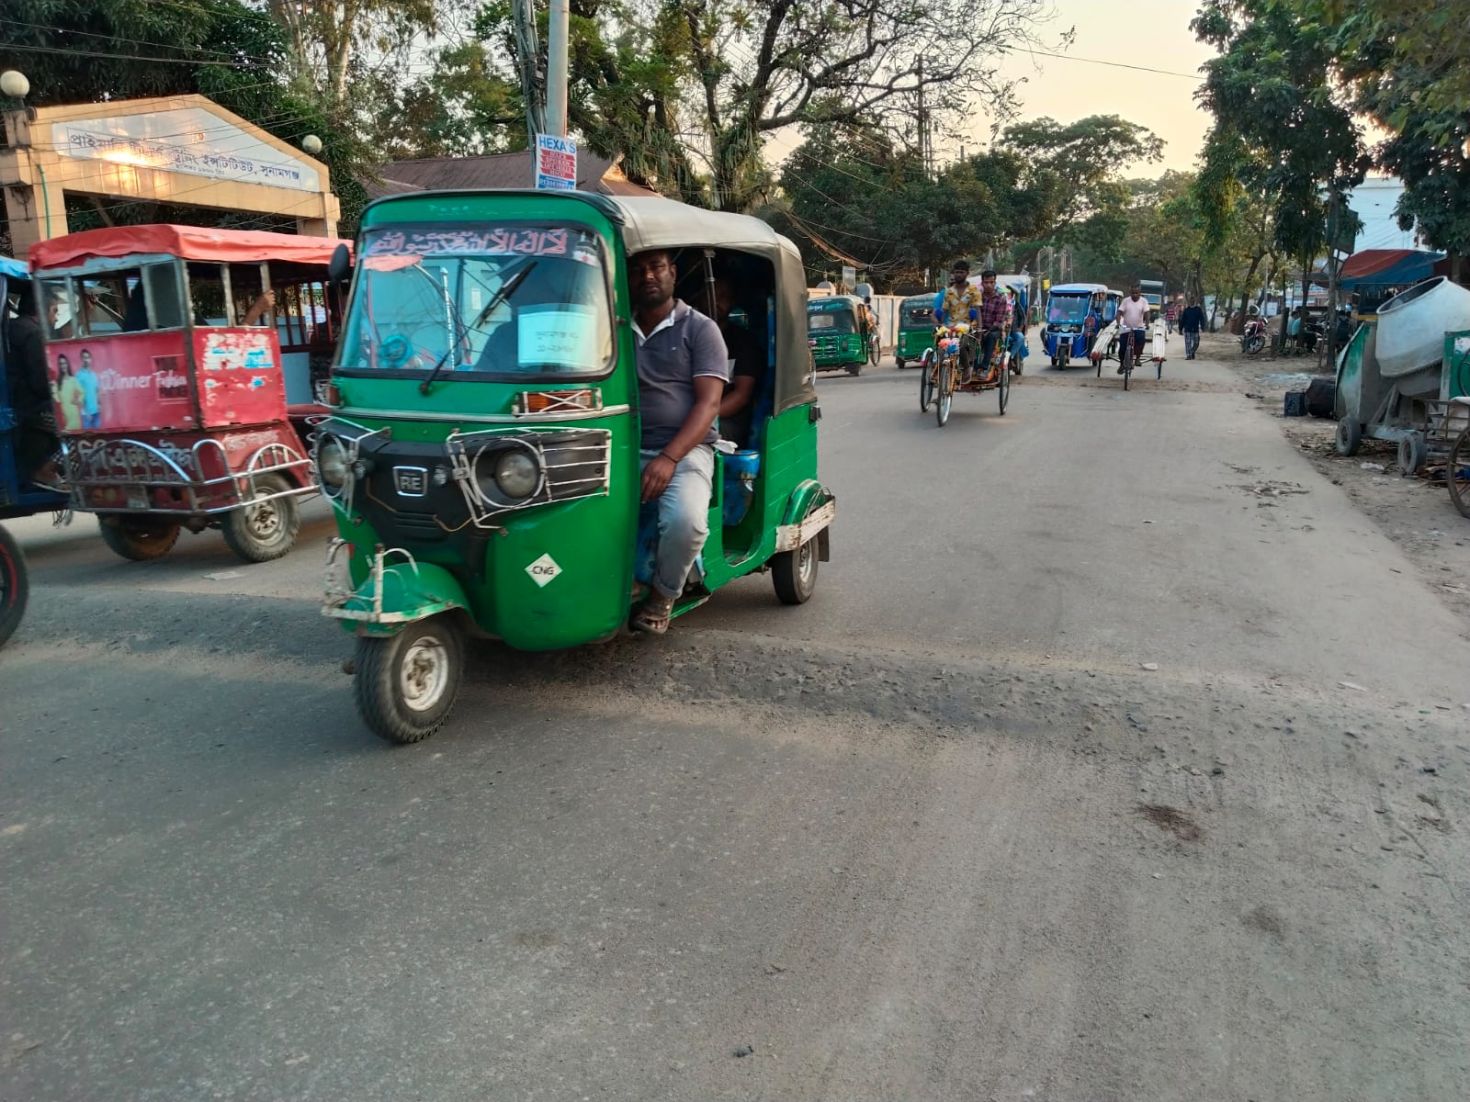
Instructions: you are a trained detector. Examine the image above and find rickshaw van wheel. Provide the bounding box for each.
[97,515,181,562]
[355,616,464,745]
[222,473,302,563]
[0,525,29,649]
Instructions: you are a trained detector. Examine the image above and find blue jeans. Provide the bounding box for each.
[82,411,102,430]
[1184,330,1200,357]
[640,445,714,599]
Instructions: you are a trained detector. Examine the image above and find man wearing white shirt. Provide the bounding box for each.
[1116,284,1151,373]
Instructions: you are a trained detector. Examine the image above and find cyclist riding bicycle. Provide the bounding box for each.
[933,259,983,372]
[1116,283,1150,373]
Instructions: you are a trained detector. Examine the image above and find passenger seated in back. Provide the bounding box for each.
[709,273,765,448]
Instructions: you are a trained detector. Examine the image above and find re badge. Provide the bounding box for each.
[525,552,562,588]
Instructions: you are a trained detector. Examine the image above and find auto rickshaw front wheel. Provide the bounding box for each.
[0,524,28,648]
[354,616,464,744]
[222,474,302,563]
[97,515,181,562]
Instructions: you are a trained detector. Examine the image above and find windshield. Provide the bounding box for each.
[902,302,934,325]
[1047,295,1092,325]
[337,224,613,377]
[808,302,856,333]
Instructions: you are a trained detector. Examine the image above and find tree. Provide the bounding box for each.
[999,115,1164,270]
[372,40,527,159]
[1,0,371,228]
[479,0,1051,211]
[265,0,437,126]
[1292,0,1470,272]
[1192,0,1366,316]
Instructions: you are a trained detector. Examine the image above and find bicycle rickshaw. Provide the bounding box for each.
[894,294,936,370]
[917,320,1011,427]
[807,294,872,375]
[313,190,837,743]
[1091,316,1167,390]
[30,226,349,562]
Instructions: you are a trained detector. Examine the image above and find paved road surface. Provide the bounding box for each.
[3,333,1467,1100]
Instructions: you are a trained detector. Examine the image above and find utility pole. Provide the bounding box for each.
[511,0,545,148]
[546,0,570,138]
[916,58,931,178]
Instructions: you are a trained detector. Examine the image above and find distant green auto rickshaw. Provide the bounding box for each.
[807,295,869,375]
[895,293,937,370]
[314,190,837,743]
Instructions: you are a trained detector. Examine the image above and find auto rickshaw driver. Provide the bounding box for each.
[627,248,730,635]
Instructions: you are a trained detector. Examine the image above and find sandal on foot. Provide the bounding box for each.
[630,593,675,635]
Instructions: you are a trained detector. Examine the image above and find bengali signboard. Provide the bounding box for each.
[52,106,321,193]
[535,134,577,191]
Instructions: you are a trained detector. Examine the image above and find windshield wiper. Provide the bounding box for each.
[471,260,536,331]
[419,260,538,395]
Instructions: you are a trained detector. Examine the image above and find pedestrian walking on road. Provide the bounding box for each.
[1180,299,1205,359]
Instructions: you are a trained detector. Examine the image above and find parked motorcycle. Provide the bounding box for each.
[1241,315,1267,355]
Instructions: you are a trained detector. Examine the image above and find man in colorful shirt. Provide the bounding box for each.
[935,259,982,330]
[934,259,984,376]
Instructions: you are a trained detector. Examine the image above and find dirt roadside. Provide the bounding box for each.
[1206,330,1470,622]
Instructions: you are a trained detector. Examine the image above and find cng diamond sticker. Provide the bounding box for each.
[525,552,562,587]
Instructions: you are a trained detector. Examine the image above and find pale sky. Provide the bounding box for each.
[974,0,1218,173]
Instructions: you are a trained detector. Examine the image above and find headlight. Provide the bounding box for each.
[318,438,349,488]
[493,450,539,499]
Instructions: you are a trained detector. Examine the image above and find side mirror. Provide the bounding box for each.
[328,242,352,286]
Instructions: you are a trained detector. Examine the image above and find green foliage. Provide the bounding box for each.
[1192,0,1366,266]
[776,115,1163,290]
[373,40,526,158]
[1290,0,1470,259]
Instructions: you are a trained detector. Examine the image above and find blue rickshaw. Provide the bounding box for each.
[1,256,70,645]
[1043,282,1106,369]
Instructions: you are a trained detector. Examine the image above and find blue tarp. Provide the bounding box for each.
[0,256,27,280]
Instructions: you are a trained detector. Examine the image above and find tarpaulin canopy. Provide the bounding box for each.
[30,225,350,271]
[0,255,26,280]
[1337,248,1445,290]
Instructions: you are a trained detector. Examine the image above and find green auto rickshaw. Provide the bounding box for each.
[895,293,937,370]
[314,190,837,743]
[807,294,870,375]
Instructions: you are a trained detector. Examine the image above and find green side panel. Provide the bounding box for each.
[1445,330,1470,401]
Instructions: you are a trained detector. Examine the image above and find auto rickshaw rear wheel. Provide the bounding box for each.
[97,515,181,562]
[354,616,464,744]
[0,524,29,648]
[895,357,905,371]
[222,473,302,563]
[771,529,819,607]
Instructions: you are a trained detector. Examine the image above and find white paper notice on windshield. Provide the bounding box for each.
[518,305,601,371]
